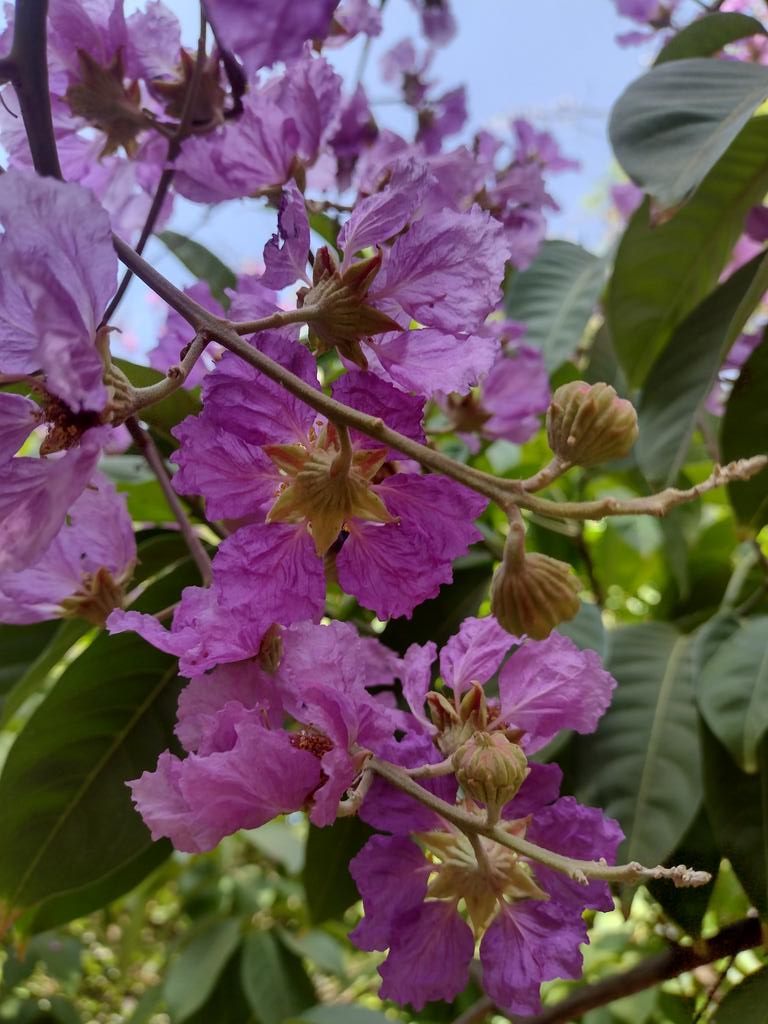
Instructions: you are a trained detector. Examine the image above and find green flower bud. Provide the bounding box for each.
[490,523,580,640]
[547,381,638,467]
[452,732,528,817]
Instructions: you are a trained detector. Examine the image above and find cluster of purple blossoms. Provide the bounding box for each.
[131,613,621,1016]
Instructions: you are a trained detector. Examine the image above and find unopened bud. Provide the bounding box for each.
[452,732,528,816]
[297,247,402,368]
[257,624,283,673]
[490,523,580,640]
[547,381,638,467]
[59,566,127,626]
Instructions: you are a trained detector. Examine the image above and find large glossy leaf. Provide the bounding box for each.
[158,230,237,306]
[165,918,243,1022]
[654,12,765,65]
[702,721,768,915]
[722,332,768,531]
[569,623,701,865]
[647,808,719,935]
[636,250,768,484]
[240,931,315,1024]
[0,632,182,919]
[607,117,768,385]
[610,58,768,208]
[504,240,605,371]
[698,616,768,773]
[715,965,768,1023]
[302,817,371,924]
[0,620,70,723]
[183,950,254,1024]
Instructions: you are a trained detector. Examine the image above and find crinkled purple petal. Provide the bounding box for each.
[481,344,550,443]
[128,751,209,854]
[261,181,311,288]
[171,415,277,521]
[409,0,457,44]
[150,281,225,387]
[349,834,429,951]
[176,660,284,753]
[372,206,509,332]
[266,48,342,161]
[213,522,325,626]
[498,633,616,753]
[0,394,41,460]
[371,327,499,398]
[203,0,339,75]
[332,371,425,453]
[439,615,513,695]
[504,762,563,819]
[126,0,180,80]
[401,640,437,727]
[0,428,107,573]
[527,797,622,913]
[480,902,586,1016]
[417,86,467,155]
[338,157,433,263]
[201,337,319,446]
[379,901,474,1010]
[227,273,283,326]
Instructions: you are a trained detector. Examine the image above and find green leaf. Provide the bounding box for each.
[183,950,254,1024]
[648,807,719,934]
[277,928,345,976]
[606,117,768,385]
[165,919,243,1022]
[157,230,237,306]
[114,358,200,437]
[698,616,768,773]
[243,821,305,875]
[654,12,765,65]
[722,332,768,531]
[609,58,768,208]
[570,624,701,865]
[556,602,605,657]
[308,210,340,250]
[504,240,606,371]
[293,1009,393,1024]
[714,965,768,1023]
[702,721,768,915]
[0,632,182,919]
[302,817,371,924]
[240,931,315,1024]
[636,249,768,484]
[0,619,77,725]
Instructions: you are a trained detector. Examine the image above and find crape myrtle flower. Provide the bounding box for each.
[166,332,486,621]
[0,474,136,626]
[440,321,551,449]
[0,171,120,572]
[128,620,404,849]
[330,85,379,189]
[348,614,621,1014]
[203,0,340,77]
[173,47,342,203]
[407,0,457,45]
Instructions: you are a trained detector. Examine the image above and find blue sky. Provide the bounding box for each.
[108,3,659,351]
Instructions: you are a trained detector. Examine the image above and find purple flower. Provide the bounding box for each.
[407,0,457,45]
[261,182,311,289]
[203,0,339,76]
[0,473,135,625]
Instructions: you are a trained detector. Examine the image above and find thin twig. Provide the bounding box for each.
[125,419,213,586]
[110,233,768,522]
[102,7,209,323]
[518,918,762,1024]
[367,756,710,888]
[8,0,61,179]
[129,332,209,412]
[521,457,570,493]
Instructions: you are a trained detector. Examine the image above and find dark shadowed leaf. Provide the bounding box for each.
[165,918,243,1022]
[703,722,768,915]
[610,58,768,207]
[654,12,765,65]
[636,250,768,484]
[0,632,182,920]
[0,619,83,728]
[158,230,237,306]
[715,965,768,1023]
[240,931,315,1024]
[648,807,719,935]
[184,949,254,1024]
[556,602,605,657]
[606,118,768,385]
[569,623,701,865]
[698,616,768,773]
[302,817,372,924]
[504,240,605,371]
[292,1009,394,1024]
[721,332,768,531]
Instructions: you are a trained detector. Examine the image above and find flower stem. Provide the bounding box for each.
[367,756,711,889]
[129,332,210,412]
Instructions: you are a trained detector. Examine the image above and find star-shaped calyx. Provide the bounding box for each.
[264,422,395,555]
[66,49,149,157]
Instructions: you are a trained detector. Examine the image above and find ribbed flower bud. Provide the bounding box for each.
[490,522,580,640]
[546,381,638,467]
[452,732,528,818]
[297,247,402,369]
